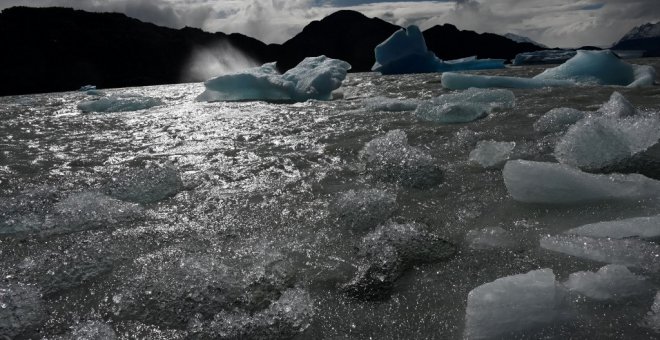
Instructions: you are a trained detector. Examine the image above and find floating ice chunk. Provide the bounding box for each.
[564,264,649,300]
[77,94,162,113]
[464,269,569,339]
[372,26,504,75]
[104,166,182,204]
[469,141,516,169]
[331,189,397,233]
[642,292,660,332]
[540,235,660,272]
[188,288,314,340]
[465,227,515,250]
[533,108,586,133]
[363,96,420,112]
[565,214,660,239]
[0,284,46,339]
[503,160,660,204]
[513,50,577,66]
[598,92,636,118]
[362,130,443,188]
[534,50,636,85]
[198,56,351,102]
[415,88,515,124]
[60,321,117,340]
[554,115,660,171]
[441,72,574,90]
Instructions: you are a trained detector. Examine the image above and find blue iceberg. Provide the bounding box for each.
[372,25,505,75]
[197,56,351,102]
[443,50,656,89]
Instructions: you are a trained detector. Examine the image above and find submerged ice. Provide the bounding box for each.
[564,264,649,300]
[198,56,351,102]
[415,88,515,124]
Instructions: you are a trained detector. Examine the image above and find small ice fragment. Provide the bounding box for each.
[565,214,660,239]
[415,88,515,124]
[469,141,515,169]
[564,264,649,300]
[598,91,636,118]
[533,107,586,133]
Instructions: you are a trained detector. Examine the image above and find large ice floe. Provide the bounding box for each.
[372,25,504,75]
[442,50,656,89]
[553,92,660,172]
[503,160,660,204]
[464,269,569,339]
[540,235,660,272]
[414,88,515,123]
[564,264,649,300]
[78,94,163,113]
[469,140,516,169]
[197,56,351,102]
[362,130,443,188]
[565,214,660,239]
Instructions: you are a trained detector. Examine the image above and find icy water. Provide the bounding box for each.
[2,60,660,339]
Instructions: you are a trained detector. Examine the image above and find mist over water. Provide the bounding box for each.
[181,42,260,82]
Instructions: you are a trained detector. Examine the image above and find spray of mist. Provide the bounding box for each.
[181,42,260,82]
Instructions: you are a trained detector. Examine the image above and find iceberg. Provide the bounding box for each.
[78,94,162,113]
[502,160,660,204]
[465,227,515,250]
[533,107,586,133]
[372,25,505,75]
[469,140,516,168]
[540,235,660,272]
[565,214,660,239]
[464,269,569,339]
[443,50,656,90]
[513,50,577,66]
[197,56,351,102]
[415,88,515,124]
[564,265,649,300]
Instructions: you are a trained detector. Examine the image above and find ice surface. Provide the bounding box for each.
[58,321,117,340]
[77,94,162,113]
[598,91,636,118]
[464,269,568,339]
[565,214,660,239]
[363,96,420,112]
[104,166,182,204]
[503,160,660,204]
[465,227,515,250]
[344,221,454,300]
[0,284,46,339]
[362,130,443,188]
[372,26,504,75]
[415,88,515,124]
[198,56,351,102]
[540,235,660,272]
[554,115,660,171]
[513,50,576,66]
[331,189,397,233]
[533,107,586,133]
[469,140,516,168]
[564,264,649,300]
[188,288,314,339]
[642,292,660,332]
[441,72,574,90]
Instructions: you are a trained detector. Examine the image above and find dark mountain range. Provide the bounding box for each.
[612,22,660,57]
[0,6,544,96]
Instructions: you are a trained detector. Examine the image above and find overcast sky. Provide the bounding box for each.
[2,0,659,48]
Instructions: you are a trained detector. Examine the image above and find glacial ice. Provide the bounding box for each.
[77,94,162,113]
[513,50,577,66]
[469,140,516,168]
[643,292,660,332]
[540,235,660,272]
[598,91,636,118]
[331,189,397,233]
[533,107,586,133]
[565,214,660,240]
[553,114,660,171]
[415,88,515,124]
[363,96,420,112]
[464,269,568,339]
[362,130,443,188]
[503,160,660,204]
[372,25,504,75]
[0,284,46,339]
[441,72,574,90]
[443,50,656,90]
[104,166,182,204]
[465,227,515,250]
[198,56,351,102]
[564,264,649,300]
